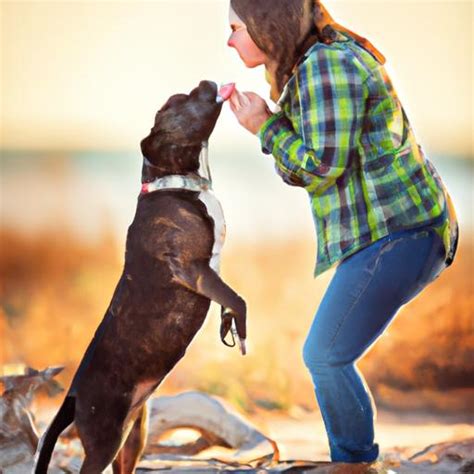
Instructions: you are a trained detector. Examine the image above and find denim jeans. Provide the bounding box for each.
[302,225,447,463]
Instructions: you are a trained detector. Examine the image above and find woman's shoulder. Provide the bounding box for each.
[278,34,385,104]
[296,33,380,83]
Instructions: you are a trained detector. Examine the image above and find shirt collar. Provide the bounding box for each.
[276,30,349,106]
[297,30,349,66]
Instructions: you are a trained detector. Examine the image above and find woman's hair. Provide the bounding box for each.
[230,0,385,101]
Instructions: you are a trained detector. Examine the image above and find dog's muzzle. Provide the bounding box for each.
[216,83,236,103]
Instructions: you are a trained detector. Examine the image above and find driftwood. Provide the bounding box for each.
[0,365,63,474]
[406,438,474,472]
[137,439,474,473]
[146,391,279,464]
[2,372,473,473]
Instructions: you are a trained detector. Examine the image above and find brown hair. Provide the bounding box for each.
[230,0,385,101]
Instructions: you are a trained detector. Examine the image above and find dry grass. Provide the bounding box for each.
[1,227,472,415]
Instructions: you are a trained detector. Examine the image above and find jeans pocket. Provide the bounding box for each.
[424,256,447,286]
[399,228,446,304]
[363,234,400,275]
[419,229,446,283]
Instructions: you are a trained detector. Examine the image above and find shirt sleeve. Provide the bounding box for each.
[259,46,368,195]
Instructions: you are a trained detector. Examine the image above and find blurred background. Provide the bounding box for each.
[1,0,473,438]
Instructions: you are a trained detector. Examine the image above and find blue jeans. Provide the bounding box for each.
[303,226,447,463]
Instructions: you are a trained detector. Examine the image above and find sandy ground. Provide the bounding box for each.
[250,409,474,461]
[33,401,473,462]
[1,392,472,473]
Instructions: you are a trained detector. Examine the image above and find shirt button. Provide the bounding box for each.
[319,164,330,174]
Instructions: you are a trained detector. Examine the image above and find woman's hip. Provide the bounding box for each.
[304,225,446,364]
[340,225,447,290]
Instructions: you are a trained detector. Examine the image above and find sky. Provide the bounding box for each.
[0,1,473,157]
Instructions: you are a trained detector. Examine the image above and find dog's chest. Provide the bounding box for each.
[140,174,225,273]
[198,190,225,273]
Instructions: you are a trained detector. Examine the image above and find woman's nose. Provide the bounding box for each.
[227,33,235,48]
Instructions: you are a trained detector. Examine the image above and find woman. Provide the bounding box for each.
[226,0,458,464]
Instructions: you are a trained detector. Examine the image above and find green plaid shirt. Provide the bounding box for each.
[259,31,457,276]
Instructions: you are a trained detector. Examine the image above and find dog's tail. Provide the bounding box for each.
[34,395,75,474]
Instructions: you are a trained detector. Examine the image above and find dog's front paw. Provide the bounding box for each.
[220,302,246,355]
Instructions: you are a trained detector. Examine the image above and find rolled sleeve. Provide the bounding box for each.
[259,111,288,154]
[259,45,367,194]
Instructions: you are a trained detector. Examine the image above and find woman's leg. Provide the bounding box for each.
[303,227,446,463]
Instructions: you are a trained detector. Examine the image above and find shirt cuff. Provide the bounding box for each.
[258,111,293,155]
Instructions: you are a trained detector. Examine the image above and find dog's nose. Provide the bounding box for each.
[216,83,236,103]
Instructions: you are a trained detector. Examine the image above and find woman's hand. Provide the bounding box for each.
[229,88,273,135]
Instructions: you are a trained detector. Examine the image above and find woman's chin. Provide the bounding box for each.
[244,59,263,68]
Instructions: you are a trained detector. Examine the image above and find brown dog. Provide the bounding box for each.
[34,80,246,474]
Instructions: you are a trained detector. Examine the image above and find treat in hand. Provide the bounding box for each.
[216,83,236,103]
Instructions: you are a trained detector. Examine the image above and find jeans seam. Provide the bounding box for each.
[325,242,388,358]
[341,364,366,412]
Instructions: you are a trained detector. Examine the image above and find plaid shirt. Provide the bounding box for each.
[259,31,457,276]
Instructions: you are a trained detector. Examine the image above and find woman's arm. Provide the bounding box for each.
[260,47,368,194]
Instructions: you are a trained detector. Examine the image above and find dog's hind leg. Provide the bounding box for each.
[80,437,123,474]
[80,457,109,474]
[77,423,124,474]
[112,404,148,474]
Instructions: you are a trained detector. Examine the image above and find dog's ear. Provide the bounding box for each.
[141,132,161,163]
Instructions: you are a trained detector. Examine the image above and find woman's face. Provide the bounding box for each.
[227,6,266,68]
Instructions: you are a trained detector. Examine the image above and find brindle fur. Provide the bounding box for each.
[35,80,246,474]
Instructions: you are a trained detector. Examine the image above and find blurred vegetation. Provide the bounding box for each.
[1,226,473,416]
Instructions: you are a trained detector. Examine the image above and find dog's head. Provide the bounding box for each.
[141,80,229,179]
